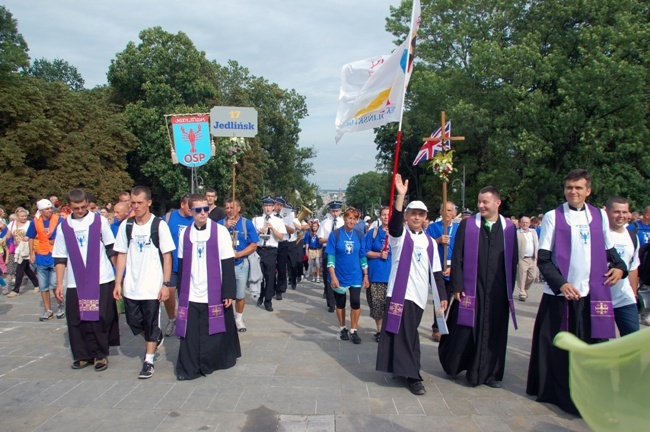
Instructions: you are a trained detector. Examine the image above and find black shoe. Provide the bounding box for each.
[327,306,335,313]
[291,283,296,290]
[276,293,283,300]
[138,361,155,379]
[408,379,426,395]
[322,293,326,299]
[486,379,502,388]
[374,332,381,343]
[265,304,274,312]
[350,331,361,344]
[339,328,349,340]
[257,297,263,307]
[156,333,164,352]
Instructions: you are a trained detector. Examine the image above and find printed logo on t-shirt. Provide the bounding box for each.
[75,230,87,248]
[344,241,354,254]
[644,232,650,243]
[134,234,148,252]
[196,241,206,258]
[614,243,626,259]
[178,225,188,239]
[415,245,424,262]
[578,225,590,245]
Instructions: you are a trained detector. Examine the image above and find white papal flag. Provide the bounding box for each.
[334,0,421,143]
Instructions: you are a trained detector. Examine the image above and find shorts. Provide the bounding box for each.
[169,271,178,288]
[234,259,249,300]
[123,297,162,342]
[35,263,56,292]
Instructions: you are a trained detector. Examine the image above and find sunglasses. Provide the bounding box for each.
[191,206,210,214]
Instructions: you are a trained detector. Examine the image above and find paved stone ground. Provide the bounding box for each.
[0,279,591,432]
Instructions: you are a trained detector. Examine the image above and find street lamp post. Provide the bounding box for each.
[451,165,466,210]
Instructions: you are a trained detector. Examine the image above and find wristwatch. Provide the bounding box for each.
[162,281,173,287]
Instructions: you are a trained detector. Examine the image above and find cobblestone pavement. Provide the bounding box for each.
[0,279,590,431]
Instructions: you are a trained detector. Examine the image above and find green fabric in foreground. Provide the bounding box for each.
[554,328,650,431]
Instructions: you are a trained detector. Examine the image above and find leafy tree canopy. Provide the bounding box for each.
[26,58,85,91]
[377,0,649,215]
[345,171,391,216]
[0,6,29,77]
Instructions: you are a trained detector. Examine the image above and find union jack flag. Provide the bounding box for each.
[412,120,451,166]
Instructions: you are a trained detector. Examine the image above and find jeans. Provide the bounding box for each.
[614,304,640,337]
[35,263,56,292]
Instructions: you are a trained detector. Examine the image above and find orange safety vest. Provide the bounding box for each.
[34,214,59,255]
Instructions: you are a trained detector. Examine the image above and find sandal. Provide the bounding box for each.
[94,358,108,372]
[71,359,92,370]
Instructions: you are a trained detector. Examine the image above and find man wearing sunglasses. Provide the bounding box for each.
[163,193,194,337]
[174,194,239,380]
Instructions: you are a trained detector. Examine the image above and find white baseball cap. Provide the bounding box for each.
[405,200,428,212]
[37,199,54,210]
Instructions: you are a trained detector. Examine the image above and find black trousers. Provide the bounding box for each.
[288,241,302,285]
[258,247,277,307]
[13,260,38,293]
[275,241,288,294]
[322,253,335,308]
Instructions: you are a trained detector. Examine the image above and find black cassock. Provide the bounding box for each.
[438,217,518,386]
[176,256,241,381]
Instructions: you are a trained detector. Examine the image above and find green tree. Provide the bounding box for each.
[26,58,85,91]
[345,171,391,215]
[0,77,138,210]
[0,6,29,78]
[377,0,649,215]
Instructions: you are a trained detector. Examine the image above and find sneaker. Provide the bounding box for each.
[138,361,155,379]
[156,333,164,352]
[1,288,8,295]
[339,328,349,341]
[6,291,18,298]
[350,331,361,344]
[55,304,65,319]
[164,319,176,337]
[39,310,54,321]
[32,287,39,294]
[235,317,247,332]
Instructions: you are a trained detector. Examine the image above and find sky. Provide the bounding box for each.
[4,0,402,191]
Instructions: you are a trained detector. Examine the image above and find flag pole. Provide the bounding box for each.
[385,2,419,251]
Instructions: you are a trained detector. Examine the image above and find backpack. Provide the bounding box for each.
[125,216,163,266]
[638,243,650,286]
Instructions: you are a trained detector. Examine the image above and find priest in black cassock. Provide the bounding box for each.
[175,194,241,381]
[439,186,518,388]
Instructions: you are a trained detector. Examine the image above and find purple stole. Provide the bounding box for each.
[386,230,434,334]
[554,203,615,339]
[61,214,101,321]
[175,221,225,338]
[459,214,518,329]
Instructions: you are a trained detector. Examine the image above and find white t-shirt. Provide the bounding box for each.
[387,229,442,310]
[252,214,287,248]
[609,229,639,308]
[178,222,234,303]
[539,203,614,297]
[318,214,344,241]
[113,214,176,300]
[281,211,295,241]
[53,213,116,288]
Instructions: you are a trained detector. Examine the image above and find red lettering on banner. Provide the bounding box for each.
[172,115,209,124]
[183,153,207,164]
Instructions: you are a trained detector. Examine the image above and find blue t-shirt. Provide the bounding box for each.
[110,218,122,237]
[26,218,62,266]
[167,210,194,273]
[426,221,458,280]
[303,231,322,250]
[325,228,366,286]
[628,221,650,247]
[354,219,366,235]
[218,216,259,265]
[364,226,391,283]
